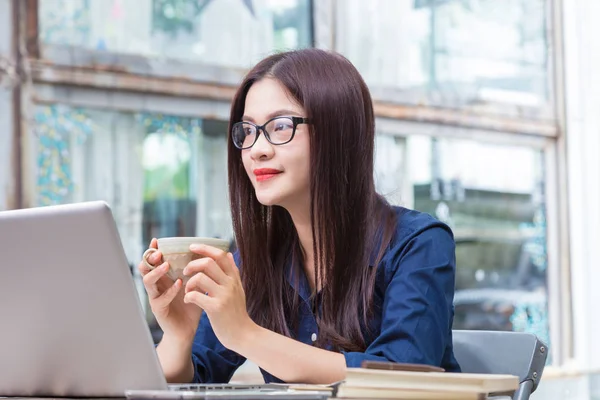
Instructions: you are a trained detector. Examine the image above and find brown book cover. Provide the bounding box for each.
[361,360,446,373]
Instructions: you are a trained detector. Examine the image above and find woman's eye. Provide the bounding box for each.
[274,122,292,132]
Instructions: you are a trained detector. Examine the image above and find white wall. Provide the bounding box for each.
[562,0,600,372]
[0,0,14,210]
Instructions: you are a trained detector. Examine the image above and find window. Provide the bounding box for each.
[33,105,232,264]
[375,134,550,351]
[39,0,313,68]
[337,0,550,116]
[31,0,559,357]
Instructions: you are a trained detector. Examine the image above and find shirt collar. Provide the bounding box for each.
[284,236,384,303]
[285,255,313,303]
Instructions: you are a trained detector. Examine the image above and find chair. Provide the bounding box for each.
[452,330,548,400]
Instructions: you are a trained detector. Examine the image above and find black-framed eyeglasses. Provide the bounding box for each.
[231,116,309,150]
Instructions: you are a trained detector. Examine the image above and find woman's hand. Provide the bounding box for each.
[181,245,346,384]
[182,245,256,351]
[137,239,203,343]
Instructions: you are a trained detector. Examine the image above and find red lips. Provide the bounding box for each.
[253,168,282,182]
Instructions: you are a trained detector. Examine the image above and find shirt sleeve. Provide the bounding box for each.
[342,224,456,368]
[190,250,247,383]
[190,312,247,383]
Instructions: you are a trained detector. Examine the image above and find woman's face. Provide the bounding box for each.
[240,78,311,211]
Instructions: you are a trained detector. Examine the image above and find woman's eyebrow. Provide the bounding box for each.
[242,109,301,123]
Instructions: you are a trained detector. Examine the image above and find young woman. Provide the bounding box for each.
[138,48,460,385]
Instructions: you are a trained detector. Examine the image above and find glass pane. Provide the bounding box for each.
[32,105,231,340]
[375,133,550,352]
[140,113,200,245]
[337,0,550,112]
[39,0,312,68]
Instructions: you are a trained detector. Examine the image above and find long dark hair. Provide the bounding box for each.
[227,48,397,352]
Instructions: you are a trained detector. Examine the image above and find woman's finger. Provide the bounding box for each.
[185,272,220,296]
[189,245,237,277]
[226,253,240,278]
[184,257,229,286]
[138,260,151,276]
[152,279,182,310]
[139,239,161,277]
[184,290,213,310]
[143,239,162,267]
[138,254,165,277]
[145,249,163,267]
[143,262,169,298]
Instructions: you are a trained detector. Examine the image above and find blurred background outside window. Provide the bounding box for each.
[39,0,312,68]
[337,0,550,117]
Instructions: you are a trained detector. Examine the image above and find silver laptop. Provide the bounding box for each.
[0,201,331,399]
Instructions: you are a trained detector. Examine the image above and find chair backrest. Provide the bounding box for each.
[452,330,548,400]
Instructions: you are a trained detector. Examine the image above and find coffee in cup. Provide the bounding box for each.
[142,237,230,282]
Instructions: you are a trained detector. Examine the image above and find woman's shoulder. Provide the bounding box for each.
[379,206,455,266]
[390,206,454,240]
[372,206,456,282]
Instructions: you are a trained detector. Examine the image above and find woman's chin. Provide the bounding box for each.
[255,192,282,207]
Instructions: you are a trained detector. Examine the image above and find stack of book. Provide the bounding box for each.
[334,368,519,399]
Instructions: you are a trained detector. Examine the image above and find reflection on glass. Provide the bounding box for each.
[39,0,312,68]
[33,106,233,253]
[374,134,410,206]
[375,134,549,349]
[140,115,199,245]
[337,0,549,111]
[33,105,232,340]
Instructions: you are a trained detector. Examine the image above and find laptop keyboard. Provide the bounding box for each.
[169,383,286,392]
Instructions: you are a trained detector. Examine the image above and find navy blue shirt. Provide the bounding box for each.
[189,206,461,383]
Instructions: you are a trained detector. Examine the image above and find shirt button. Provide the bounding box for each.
[311,333,317,342]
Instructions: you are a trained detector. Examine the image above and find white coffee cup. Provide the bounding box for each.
[143,237,230,282]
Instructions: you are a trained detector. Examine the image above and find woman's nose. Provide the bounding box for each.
[249,130,275,160]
